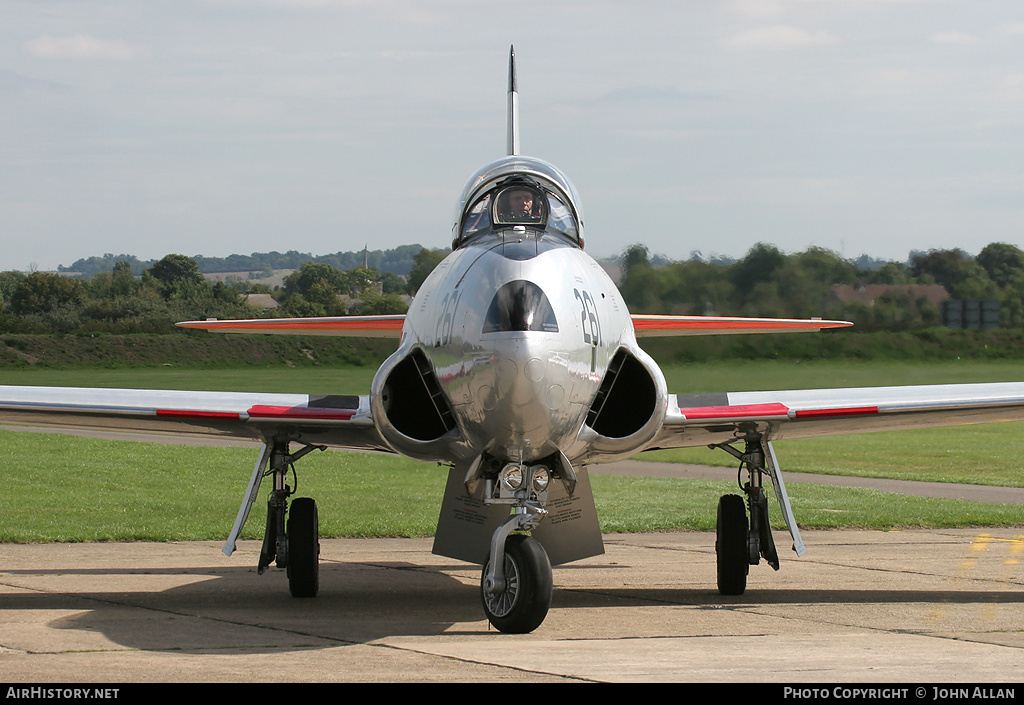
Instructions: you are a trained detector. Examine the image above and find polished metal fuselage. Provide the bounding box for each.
[369,227,667,467]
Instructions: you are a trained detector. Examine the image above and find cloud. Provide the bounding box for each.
[929,31,978,45]
[25,35,144,61]
[722,25,836,51]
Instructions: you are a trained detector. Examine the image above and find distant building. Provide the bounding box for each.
[245,293,279,310]
[940,299,1000,329]
[828,283,949,309]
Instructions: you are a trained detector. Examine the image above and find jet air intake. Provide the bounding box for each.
[586,349,659,439]
[378,349,456,442]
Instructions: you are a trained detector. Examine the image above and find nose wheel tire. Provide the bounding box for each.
[716,494,749,596]
[481,534,552,633]
[287,497,320,598]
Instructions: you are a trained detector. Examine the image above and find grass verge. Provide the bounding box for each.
[3,358,1024,541]
[1,428,1022,543]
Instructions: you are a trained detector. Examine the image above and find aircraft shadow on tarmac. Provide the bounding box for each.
[4,560,1024,653]
[3,562,487,652]
[555,587,1024,607]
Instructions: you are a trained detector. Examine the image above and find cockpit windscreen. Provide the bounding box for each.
[460,186,579,245]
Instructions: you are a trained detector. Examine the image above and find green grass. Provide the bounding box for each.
[1,425,1022,543]
[659,358,1024,393]
[0,430,443,543]
[3,358,1024,541]
[0,365,379,393]
[641,423,1024,488]
[5,357,1023,394]
[592,475,1024,533]
[648,359,1024,488]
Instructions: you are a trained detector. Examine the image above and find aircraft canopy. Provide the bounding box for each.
[453,156,584,248]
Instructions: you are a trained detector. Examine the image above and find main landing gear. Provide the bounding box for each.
[710,438,802,596]
[479,461,555,633]
[220,437,326,598]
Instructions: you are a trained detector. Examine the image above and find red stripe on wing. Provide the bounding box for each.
[631,315,851,333]
[679,403,790,420]
[794,406,879,418]
[156,409,242,420]
[247,405,356,421]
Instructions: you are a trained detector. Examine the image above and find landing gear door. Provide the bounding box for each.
[432,464,510,565]
[432,464,604,566]
[531,466,604,566]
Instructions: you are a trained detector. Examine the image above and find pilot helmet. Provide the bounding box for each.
[492,176,546,226]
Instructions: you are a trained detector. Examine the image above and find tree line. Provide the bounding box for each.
[56,244,428,278]
[619,242,1024,331]
[0,248,448,335]
[2,241,1023,335]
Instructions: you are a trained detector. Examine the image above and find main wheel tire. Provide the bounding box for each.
[716,494,749,596]
[287,497,320,598]
[481,534,553,634]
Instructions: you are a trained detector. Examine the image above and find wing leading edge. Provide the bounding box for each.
[176,315,405,337]
[176,313,847,338]
[653,382,1024,450]
[631,314,851,337]
[0,385,390,451]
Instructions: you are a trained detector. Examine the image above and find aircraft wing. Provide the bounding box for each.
[179,313,845,338]
[177,314,405,337]
[0,385,390,452]
[631,314,851,336]
[651,382,1024,450]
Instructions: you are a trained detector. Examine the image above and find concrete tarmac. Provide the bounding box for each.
[2,529,1023,683]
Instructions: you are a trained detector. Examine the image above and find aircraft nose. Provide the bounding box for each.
[469,345,574,460]
[475,357,565,410]
[492,354,565,410]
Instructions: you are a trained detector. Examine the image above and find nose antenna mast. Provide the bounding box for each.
[507,45,519,156]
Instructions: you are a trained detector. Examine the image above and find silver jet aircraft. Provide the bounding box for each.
[4,48,1024,633]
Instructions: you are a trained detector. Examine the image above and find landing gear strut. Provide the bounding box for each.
[256,440,325,597]
[479,460,554,633]
[222,437,325,597]
[710,438,798,595]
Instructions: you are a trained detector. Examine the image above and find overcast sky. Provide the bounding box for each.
[3,0,1024,272]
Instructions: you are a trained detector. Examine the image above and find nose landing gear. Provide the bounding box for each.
[481,533,552,633]
[479,461,554,633]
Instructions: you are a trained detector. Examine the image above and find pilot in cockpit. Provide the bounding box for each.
[495,184,545,225]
